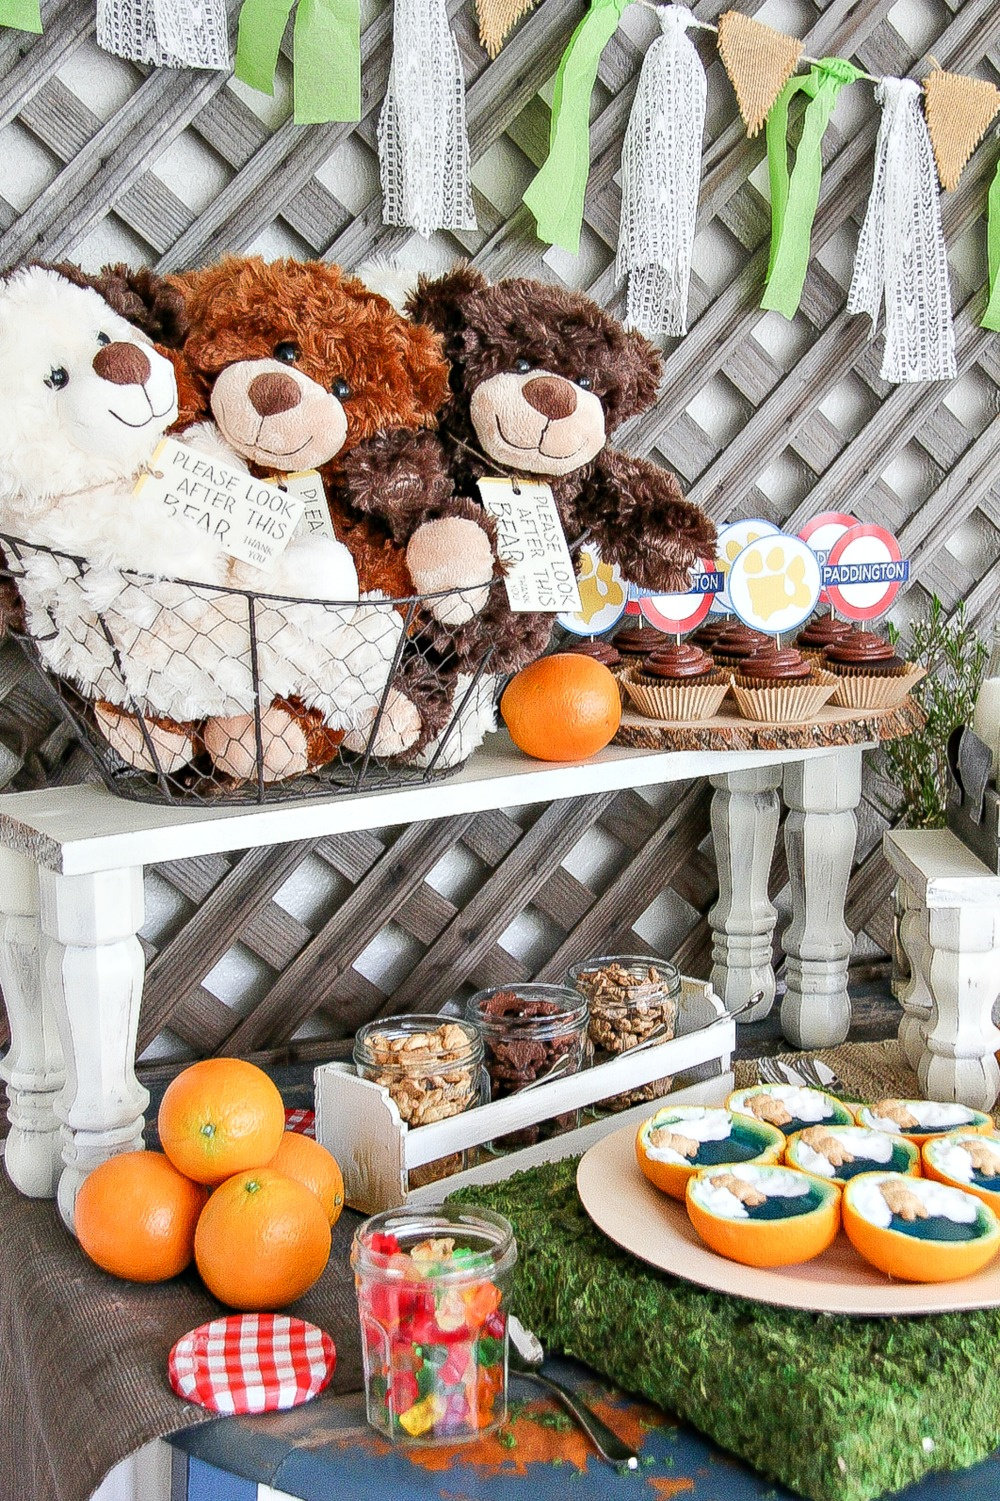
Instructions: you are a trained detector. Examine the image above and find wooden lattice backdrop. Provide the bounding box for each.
[0,0,997,1066]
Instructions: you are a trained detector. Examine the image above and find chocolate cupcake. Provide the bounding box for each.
[823,631,925,711]
[711,623,771,667]
[691,617,733,650]
[795,614,852,658]
[623,641,729,722]
[823,631,909,676]
[564,638,622,670]
[730,644,837,724]
[613,624,670,663]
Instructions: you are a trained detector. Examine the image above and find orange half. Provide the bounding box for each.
[636,1106,783,1201]
[685,1163,840,1268]
[842,1171,1000,1282]
[784,1126,920,1191]
[855,1100,992,1147]
[922,1132,1000,1216]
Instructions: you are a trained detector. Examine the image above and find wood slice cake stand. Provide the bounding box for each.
[614,696,924,753]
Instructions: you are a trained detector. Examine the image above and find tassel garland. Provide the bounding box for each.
[617,5,706,340]
[99,0,230,66]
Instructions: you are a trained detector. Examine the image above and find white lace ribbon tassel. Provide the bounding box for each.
[98,0,230,67]
[617,5,706,340]
[379,0,477,238]
[847,77,956,383]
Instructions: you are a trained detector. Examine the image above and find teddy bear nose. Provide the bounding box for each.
[248,371,302,417]
[521,375,578,421]
[92,341,151,387]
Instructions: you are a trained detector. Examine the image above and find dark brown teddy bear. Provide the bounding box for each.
[341,264,717,682]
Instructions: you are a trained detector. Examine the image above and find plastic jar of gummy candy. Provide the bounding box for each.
[352,1204,516,1444]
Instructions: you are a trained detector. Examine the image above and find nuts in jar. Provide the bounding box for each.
[566,955,680,1111]
[465,984,590,1149]
[353,1016,485,1128]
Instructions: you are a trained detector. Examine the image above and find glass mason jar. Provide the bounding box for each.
[465,983,591,1149]
[352,1203,516,1444]
[565,954,680,1112]
[353,1015,487,1187]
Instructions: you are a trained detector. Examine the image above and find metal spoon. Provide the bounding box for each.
[507,1316,639,1470]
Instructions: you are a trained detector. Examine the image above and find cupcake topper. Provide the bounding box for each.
[635,559,721,637]
[726,534,822,637]
[709,519,782,616]
[823,525,908,622]
[556,543,628,636]
[797,512,859,608]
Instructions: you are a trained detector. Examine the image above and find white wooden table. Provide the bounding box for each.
[0,733,866,1229]
[884,827,1000,1112]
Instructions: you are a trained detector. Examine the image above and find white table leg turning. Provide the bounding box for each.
[780,749,862,1050]
[0,849,65,1197]
[709,767,783,1022]
[919,904,1000,1112]
[894,879,933,1073]
[38,866,149,1232]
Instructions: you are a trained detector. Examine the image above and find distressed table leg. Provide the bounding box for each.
[919,904,1000,1112]
[895,879,934,1073]
[709,767,783,1022]
[38,866,149,1232]
[0,849,65,1197]
[781,749,862,1050]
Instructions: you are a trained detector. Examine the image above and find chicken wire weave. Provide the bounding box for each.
[0,534,500,805]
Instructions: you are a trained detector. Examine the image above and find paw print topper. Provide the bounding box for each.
[727,535,822,635]
[709,519,782,615]
[557,544,627,635]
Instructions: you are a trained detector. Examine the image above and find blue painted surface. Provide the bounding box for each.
[170,1359,1000,1501]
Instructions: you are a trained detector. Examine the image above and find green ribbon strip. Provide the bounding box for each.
[761,57,863,319]
[236,0,360,124]
[0,0,41,34]
[522,0,629,255]
[982,154,1000,332]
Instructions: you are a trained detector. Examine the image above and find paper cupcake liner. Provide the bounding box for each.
[829,664,926,710]
[731,669,838,724]
[623,668,731,722]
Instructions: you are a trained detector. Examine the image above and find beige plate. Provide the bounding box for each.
[576,1121,1000,1315]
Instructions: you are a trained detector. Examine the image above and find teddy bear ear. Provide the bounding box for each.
[85,264,189,348]
[406,263,488,337]
[399,321,452,421]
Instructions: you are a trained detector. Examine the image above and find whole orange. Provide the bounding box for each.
[269,1132,345,1227]
[158,1058,285,1186]
[501,653,621,762]
[75,1150,208,1282]
[195,1167,332,1311]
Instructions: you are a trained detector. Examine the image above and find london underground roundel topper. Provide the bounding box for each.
[825,525,908,622]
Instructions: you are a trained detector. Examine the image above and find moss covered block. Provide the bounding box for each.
[453,1161,1000,1501]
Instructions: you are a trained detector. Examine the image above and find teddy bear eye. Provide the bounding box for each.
[97,332,111,347]
[273,341,300,364]
[578,375,593,391]
[331,377,352,400]
[513,358,533,375]
[44,367,69,390]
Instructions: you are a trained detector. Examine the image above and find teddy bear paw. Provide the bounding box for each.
[94,702,197,775]
[406,518,495,625]
[340,688,423,759]
[204,704,310,783]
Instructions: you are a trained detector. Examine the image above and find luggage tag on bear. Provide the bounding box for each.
[135,438,306,572]
[279,471,339,543]
[477,478,582,613]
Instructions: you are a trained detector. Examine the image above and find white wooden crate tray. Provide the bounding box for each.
[314,978,734,1212]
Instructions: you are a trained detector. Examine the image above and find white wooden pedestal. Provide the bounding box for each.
[0,734,868,1228]
[884,827,1000,1112]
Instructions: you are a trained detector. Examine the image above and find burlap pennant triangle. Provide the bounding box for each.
[476,0,537,57]
[924,68,1000,191]
[717,9,802,137]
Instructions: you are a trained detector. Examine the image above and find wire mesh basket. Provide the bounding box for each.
[0,534,502,806]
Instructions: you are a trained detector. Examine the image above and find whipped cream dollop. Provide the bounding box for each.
[738,1086,835,1123]
[850,1174,979,1229]
[862,1101,974,1134]
[642,1107,734,1165]
[928,1135,1000,1183]
[690,1164,811,1221]
[794,1127,894,1177]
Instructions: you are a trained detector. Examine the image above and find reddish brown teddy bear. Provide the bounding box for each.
[167,257,505,765]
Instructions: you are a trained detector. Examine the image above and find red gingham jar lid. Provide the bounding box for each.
[169,1314,336,1414]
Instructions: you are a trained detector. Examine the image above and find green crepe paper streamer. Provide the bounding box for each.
[761,57,863,319]
[522,0,629,255]
[236,0,360,123]
[0,0,41,34]
[982,155,1000,332]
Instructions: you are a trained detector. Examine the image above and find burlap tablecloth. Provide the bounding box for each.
[0,1170,364,1501]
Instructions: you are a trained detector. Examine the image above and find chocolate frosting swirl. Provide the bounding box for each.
[613,625,669,657]
[796,614,852,648]
[712,624,771,660]
[824,631,904,669]
[641,643,715,681]
[740,646,812,682]
[565,639,622,668]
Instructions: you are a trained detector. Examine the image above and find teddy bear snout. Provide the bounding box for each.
[522,375,577,421]
[92,341,152,387]
[248,370,302,417]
